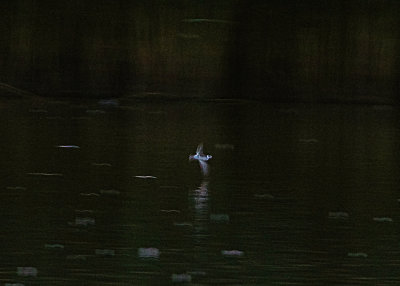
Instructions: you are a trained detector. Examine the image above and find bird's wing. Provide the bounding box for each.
[196,143,204,155]
[199,160,209,176]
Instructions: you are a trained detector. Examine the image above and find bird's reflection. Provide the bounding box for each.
[191,180,209,228]
[188,179,210,276]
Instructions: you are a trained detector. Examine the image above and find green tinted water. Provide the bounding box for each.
[0,99,399,285]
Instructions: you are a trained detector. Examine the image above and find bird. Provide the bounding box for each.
[189,143,212,176]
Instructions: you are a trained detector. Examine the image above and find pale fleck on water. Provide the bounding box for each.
[0,98,400,285]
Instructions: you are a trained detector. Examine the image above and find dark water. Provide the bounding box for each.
[0,98,399,285]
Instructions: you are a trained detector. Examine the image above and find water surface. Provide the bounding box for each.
[0,99,399,285]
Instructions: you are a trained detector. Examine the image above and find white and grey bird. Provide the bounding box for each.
[189,143,212,176]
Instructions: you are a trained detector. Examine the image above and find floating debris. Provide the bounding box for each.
[221,250,244,257]
[44,244,65,249]
[55,145,80,149]
[348,252,368,258]
[161,209,181,214]
[182,18,236,24]
[17,267,38,277]
[72,217,95,227]
[373,217,393,222]
[27,172,63,177]
[91,162,112,167]
[138,247,160,259]
[95,249,115,256]
[75,209,94,214]
[66,255,89,260]
[99,189,120,195]
[98,99,119,107]
[79,192,100,197]
[214,144,234,150]
[6,186,27,190]
[210,213,230,223]
[328,212,350,219]
[134,175,158,179]
[173,222,193,227]
[86,109,106,114]
[141,91,169,97]
[171,273,192,283]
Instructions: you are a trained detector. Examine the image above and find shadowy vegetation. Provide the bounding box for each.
[1,0,399,103]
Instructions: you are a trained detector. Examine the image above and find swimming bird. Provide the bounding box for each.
[189,143,212,176]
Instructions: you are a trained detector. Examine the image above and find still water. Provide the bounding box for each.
[0,98,399,285]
